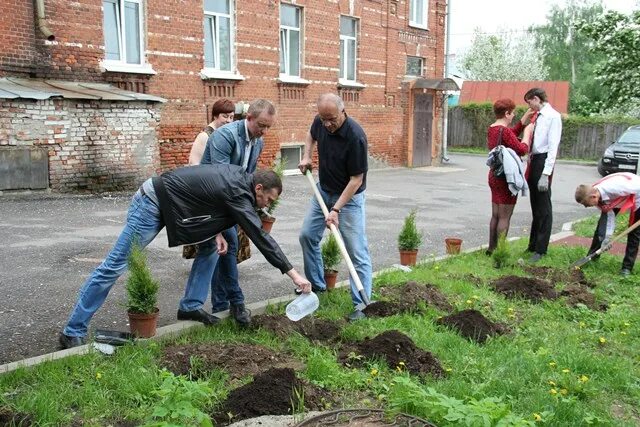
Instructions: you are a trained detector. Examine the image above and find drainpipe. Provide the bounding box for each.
[35,0,55,41]
[441,0,451,163]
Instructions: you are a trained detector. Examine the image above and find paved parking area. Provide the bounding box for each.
[0,154,599,363]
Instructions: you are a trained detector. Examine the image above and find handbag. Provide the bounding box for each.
[488,127,505,178]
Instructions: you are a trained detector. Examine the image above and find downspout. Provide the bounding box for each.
[35,0,55,41]
[441,0,451,162]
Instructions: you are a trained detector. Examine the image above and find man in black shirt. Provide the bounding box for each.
[298,93,373,321]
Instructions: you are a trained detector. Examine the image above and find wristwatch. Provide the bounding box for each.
[331,207,340,214]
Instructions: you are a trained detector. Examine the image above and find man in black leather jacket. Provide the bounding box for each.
[59,164,312,349]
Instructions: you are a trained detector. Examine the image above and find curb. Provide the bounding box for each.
[0,224,578,375]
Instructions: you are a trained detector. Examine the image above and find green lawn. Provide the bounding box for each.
[1,240,639,426]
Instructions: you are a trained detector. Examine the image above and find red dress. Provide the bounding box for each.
[487,122,529,205]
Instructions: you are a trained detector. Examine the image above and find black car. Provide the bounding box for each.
[598,125,640,176]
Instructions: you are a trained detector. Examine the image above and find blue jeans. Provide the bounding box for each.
[299,185,372,306]
[63,191,164,338]
[210,227,244,312]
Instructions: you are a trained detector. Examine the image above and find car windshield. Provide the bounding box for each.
[618,129,640,145]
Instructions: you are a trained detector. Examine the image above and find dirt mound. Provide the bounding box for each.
[362,300,401,317]
[377,281,453,313]
[524,266,594,288]
[160,342,303,380]
[212,367,333,426]
[561,284,608,311]
[338,330,444,378]
[0,407,32,426]
[437,309,509,344]
[253,314,343,342]
[492,275,558,302]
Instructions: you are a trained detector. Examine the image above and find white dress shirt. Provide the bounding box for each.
[242,119,256,171]
[595,172,640,237]
[531,103,562,175]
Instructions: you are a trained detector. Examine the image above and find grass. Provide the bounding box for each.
[1,240,639,426]
[572,212,631,241]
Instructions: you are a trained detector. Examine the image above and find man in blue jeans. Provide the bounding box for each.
[59,165,312,349]
[196,99,275,326]
[298,93,373,321]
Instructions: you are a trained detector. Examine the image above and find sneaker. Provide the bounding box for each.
[347,310,366,321]
[230,303,251,327]
[59,332,86,349]
[529,253,543,263]
[620,268,631,277]
[177,308,220,326]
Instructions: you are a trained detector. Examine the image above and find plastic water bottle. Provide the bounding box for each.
[286,292,319,321]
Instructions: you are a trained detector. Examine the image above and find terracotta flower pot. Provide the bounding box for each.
[261,216,276,233]
[445,237,463,255]
[128,308,159,338]
[399,249,418,266]
[324,269,338,290]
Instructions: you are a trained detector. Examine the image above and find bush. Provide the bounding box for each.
[126,243,159,314]
[492,233,510,268]
[321,233,341,271]
[398,209,422,251]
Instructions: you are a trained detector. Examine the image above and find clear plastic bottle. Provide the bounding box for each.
[286,292,319,321]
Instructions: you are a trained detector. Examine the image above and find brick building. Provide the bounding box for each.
[0,0,450,192]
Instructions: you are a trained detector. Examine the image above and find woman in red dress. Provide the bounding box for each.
[487,98,533,253]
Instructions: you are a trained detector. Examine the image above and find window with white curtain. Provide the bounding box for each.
[203,0,232,71]
[279,4,301,77]
[339,16,358,82]
[409,0,428,29]
[103,0,144,65]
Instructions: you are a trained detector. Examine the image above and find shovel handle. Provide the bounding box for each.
[572,218,640,268]
[305,171,369,304]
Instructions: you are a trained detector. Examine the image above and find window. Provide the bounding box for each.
[409,0,428,29]
[204,0,232,72]
[339,16,358,82]
[280,4,301,77]
[280,146,302,175]
[103,0,144,65]
[406,56,424,76]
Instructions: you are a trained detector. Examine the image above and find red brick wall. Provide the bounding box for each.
[0,0,447,188]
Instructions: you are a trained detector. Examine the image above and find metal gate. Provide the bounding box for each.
[412,92,433,167]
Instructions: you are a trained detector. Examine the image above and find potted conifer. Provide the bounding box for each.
[321,233,341,290]
[260,158,285,233]
[126,243,160,338]
[398,209,422,266]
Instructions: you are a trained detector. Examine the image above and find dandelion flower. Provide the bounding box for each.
[624,322,630,327]
[472,295,479,300]
[621,331,627,335]
[508,307,514,312]
[370,368,378,376]
[549,361,556,368]
[579,321,586,328]
[579,375,589,383]
[96,372,102,380]
[560,388,568,395]
[434,265,440,270]
[562,369,570,374]
[445,368,452,372]
[466,299,473,304]
[548,380,556,386]
[549,388,557,395]
[599,337,606,344]
[533,413,542,421]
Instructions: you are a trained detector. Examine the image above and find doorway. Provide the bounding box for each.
[411,92,433,167]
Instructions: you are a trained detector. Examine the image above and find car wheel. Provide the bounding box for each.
[597,160,608,177]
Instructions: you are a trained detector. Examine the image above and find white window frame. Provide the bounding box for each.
[280,146,303,176]
[279,4,302,78]
[409,0,428,30]
[339,16,358,84]
[202,0,236,77]
[101,0,155,74]
[406,56,424,77]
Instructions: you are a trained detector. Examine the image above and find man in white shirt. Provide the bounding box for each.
[575,172,640,276]
[524,88,562,262]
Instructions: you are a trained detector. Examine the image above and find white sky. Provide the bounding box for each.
[448,0,638,56]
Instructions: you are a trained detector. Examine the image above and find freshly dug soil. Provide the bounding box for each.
[561,284,608,311]
[0,407,32,426]
[492,275,558,302]
[212,367,333,426]
[376,281,453,314]
[160,342,303,380]
[362,300,401,317]
[524,266,594,288]
[252,314,343,342]
[436,309,509,344]
[338,330,444,378]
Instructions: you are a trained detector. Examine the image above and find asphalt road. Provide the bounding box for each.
[0,154,600,364]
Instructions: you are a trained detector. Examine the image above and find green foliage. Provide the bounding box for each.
[397,209,422,251]
[143,370,213,427]
[321,233,341,271]
[492,233,510,268]
[126,243,159,314]
[265,158,286,216]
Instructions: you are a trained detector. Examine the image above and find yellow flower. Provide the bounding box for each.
[507,307,514,312]
[466,299,473,304]
[549,388,557,395]
[548,380,556,386]
[472,295,480,300]
[579,375,589,382]
[398,361,405,366]
[370,368,378,376]
[621,331,627,335]
[434,265,440,270]
[533,413,542,421]
[579,321,586,328]
[445,368,452,372]
[624,322,630,327]
[549,362,556,368]
[562,369,570,374]
[96,372,102,379]
[560,388,568,395]
[599,337,606,344]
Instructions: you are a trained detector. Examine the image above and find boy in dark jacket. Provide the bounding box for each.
[59,164,311,349]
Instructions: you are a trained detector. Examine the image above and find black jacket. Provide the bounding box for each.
[152,164,293,274]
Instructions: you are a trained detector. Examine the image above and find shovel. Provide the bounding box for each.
[571,219,640,268]
[304,170,370,309]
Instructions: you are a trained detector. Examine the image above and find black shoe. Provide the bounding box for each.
[59,332,86,349]
[620,268,631,277]
[177,308,220,326]
[230,303,251,326]
[529,253,543,263]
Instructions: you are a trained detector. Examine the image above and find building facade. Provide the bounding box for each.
[0,0,448,192]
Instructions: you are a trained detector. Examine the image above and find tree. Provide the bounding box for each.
[577,10,640,116]
[457,28,548,81]
[530,0,606,115]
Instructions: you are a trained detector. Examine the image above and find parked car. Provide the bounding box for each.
[598,125,640,176]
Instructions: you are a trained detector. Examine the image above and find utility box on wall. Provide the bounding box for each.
[0,147,48,191]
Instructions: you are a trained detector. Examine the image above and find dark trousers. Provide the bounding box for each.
[589,208,640,271]
[527,153,553,254]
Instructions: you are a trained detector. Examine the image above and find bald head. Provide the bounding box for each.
[317,93,345,111]
[317,93,346,133]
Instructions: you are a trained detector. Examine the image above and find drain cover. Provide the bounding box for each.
[295,409,436,426]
